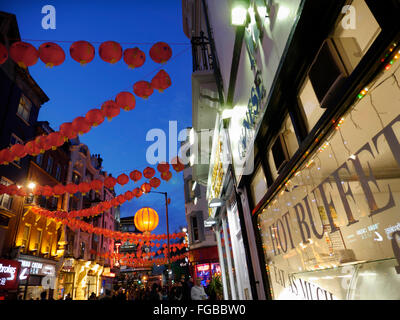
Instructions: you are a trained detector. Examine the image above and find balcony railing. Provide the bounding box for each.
[191,31,214,72]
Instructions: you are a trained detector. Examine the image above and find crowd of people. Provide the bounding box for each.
[87,277,214,301]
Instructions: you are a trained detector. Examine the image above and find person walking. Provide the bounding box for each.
[191,278,208,300]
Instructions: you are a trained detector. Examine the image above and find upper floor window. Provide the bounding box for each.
[72,172,80,185]
[17,94,32,123]
[0,177,13,210]
[46,156,54,174]
[36,154,43,166]
[55,164,62,181]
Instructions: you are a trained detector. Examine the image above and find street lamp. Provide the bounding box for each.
[147,190,172,283]
[231,0,249,26]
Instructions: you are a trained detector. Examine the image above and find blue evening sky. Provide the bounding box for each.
[0,0,192,234]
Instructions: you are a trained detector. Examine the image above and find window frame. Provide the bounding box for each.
[16,94,32,123]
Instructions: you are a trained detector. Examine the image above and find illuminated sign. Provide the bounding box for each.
[196,264,210,272]
[18,259,55,278]
[0,259,20,290]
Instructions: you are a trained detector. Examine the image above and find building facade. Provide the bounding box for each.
[184,0,400,300]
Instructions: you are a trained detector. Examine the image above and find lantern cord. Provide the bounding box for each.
[19,38,191,46]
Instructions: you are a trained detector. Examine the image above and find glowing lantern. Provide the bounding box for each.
[101,100,120,121]
[0,148,13,165]
[9,41,39,68]
[157,162,170,173]
[130,170,142,182]
[151,69,171,92]
[10,143,27,160]
[104,176,117,189]
[0,43,8,64]
[115,92,136,111]
[42,185,53,198]
[99,41,122,64]
[117,173,129,186]
[149,177,161,189]
[149,42,172,64]
[141,182,151,194]
[85,109,105,127]
[59,122,77,141]
[53,184,65,196]
[72,116,92,136]
[90,179,103,191]
[78,182,91,195]
[123,47,145,69]
[143,167,155,179]
[70,41,95,65]
[134,207,159,235]
[47,131,64,150]
[133,81,153,99]
[39,42,65,67]
[133,187,143,198]
[161,171,172,181]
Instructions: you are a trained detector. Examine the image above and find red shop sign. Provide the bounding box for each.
[0,259,21,290]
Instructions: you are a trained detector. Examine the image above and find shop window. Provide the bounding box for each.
[0,177,13,210]
[332,0,381,74]
[17,94,32,123]
[250,165,268,207]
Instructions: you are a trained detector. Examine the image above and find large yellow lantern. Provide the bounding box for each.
[134,207,159,234]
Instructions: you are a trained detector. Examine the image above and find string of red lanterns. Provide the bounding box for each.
[0,157,185,197]
[0,41,172,68]
[29,205,186,242]
[0,69,172,166]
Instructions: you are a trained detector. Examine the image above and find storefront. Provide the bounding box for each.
[17,255,57,300]
[247,0,400,300]
[0,258,21,300]
[57,258,75,300]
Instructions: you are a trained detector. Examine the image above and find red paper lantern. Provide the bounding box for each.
[151,69,172,92]
[9,41,39,68]
[99,41,122,64]
[115,92,136,111]
[42,185,53,197]
[133,81,153,99]
[117,173,129,186]
[70,41,95,65]
[24,140,40,156]
[0,148,13,165]
[149,177,161,189]
[111,198,120,207]
[59,122,77,141]
[72,116,92,135]
[47,131,64,150]
[85,108,105,127]
[78,182,91,195]
[130,170,142,182]
[35,135,50,153]
[141,182,151,194]
[117,194,126,204]
[161,171,172,181]
[101,100,120,121]
[143,167,155,179]
[39,42,65,67]
[149,42,172,64]
[0,43,8,65]
[53,184,65,196]
[10,143,27,160]
[171,156,185,172]
[90,179,103,191]
[157,162,170,173]
[123,47,145,69]
[124,190,134,201]
[133,187,143,198]
[104,176,117,189]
